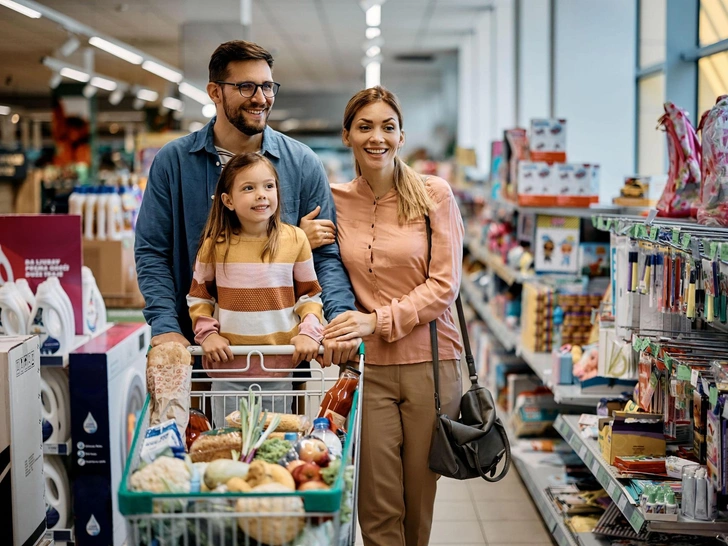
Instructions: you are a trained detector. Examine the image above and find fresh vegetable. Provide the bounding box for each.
[253,438,293,464]
[291,463,322,488]
[239,393,282,463]
[321,459,341,486]
[203,459,250,490]
[246,460,295,490]
[236,483,306,545]
[295,436,330,467]
[130,456,190,493]
[298,480,330,491]
[226,477,252,492]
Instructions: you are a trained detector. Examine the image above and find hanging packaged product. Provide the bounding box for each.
[317,365,361,433]
[656,102,702,218]
[698,95,728,226]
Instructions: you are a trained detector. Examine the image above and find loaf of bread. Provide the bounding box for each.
[225,411,310,433]
[189,429,242,462]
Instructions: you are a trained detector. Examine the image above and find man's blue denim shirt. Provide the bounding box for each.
[134,118,356,341]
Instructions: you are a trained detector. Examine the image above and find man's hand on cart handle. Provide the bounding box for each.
[321,337,362,367]
[151,332,190,348]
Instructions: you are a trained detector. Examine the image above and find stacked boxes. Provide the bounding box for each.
[559,294,603,347]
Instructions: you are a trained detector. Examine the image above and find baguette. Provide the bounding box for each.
[189,429,242,463]
[225,411,310,433]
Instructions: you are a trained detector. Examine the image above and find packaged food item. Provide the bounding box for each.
[140,418,185,463]
[317,366,361,432]
[225,411,310,433]
[698,95,728,226]
[189,428,242,462]
[146,342,192,439]
[186,408,212,450]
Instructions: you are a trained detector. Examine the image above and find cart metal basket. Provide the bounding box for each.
[118,345,364,546]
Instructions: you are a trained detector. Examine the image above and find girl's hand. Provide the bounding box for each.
[324,311,376,341]
[201,333,234,363]
[291,334,320,365]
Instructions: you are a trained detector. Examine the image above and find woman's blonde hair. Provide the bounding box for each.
[343,85,433,223]
[198,153,283,266]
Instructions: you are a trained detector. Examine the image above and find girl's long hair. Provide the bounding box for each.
[342,85,433,223]
[198,153,282,266]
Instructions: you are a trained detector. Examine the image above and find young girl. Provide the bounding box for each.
[187,153,324,424]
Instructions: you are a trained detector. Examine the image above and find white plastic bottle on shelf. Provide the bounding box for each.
[81,266,106,335]
[28,280,72,355]
[106,187,123,241]
[68,186,87,220]
[119,186,136,233]
[83,187,98,241]
[0,282,31,335]
[0,244,14,284]
[310,417,343,459]
[96,187,109,241]
[15,278,35,308]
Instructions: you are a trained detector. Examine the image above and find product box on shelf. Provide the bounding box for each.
[82,236,139,300]
[602,411,666,465]
[0,335,46,546]
[511,387,561,437]
[517,161,550,198]
[598,327,636,379]
[578,243,610,277]
[552,350,575,385]
[530,118,567,163]
[534,215,580,274]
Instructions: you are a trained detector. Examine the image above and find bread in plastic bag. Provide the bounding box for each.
[146,342,192,440]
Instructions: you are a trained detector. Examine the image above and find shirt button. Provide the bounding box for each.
[216,161,220,166]
[211,195,214,200]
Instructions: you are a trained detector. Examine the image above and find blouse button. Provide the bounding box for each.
[368,245,371,249]
[369,268,373,273]
[371,224,374,228]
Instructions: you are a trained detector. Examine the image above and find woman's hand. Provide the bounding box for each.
[291,334,320,365]
[201,333,233,363]
[324,311,377,341]
[300,206,337,249]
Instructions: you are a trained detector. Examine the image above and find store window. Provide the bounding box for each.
[698,51,728,117]
[639,0,666,68]
[700,0,728,46]
[637,73,666,176]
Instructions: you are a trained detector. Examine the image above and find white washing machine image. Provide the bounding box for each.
[69,323,149,546]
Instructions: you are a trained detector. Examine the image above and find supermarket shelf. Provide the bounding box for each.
[511,441,609,546]
[461,276,520,351]
[555,415,728,538]
[40,323,114,367]
[466,237,532,286]
[491,199,624,220]
[43,440,70,456]
[44,528,74,544]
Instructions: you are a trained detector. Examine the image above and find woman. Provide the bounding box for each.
[323,86,464,546]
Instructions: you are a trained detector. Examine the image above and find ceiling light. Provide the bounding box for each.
[10,113,19,124]
[0,0,41,19]
[179,82,211,105]
[0,106,10,115]
[202,103,216,118]
[90,76,117,91]
[366,27,381,39]
[49,73,62,89]
[136,88,158,102]
[132,98,145,110]
[162,97,184,111]
[60,67,90,83]
[142,60,183,83]
[82,84,97,98]
[109,89,124,105]
[366,5,381,27]
[89,36,143,65]
[366,61,381,88]
[58,36,80,57]
[109,123,119,134]
[366,46,381,57]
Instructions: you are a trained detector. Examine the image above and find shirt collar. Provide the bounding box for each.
[188,117,281,159]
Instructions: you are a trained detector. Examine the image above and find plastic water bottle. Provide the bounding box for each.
[96,187,109,240]
[106,187,123,241]
[310,417,342,459]
[83,187,98,241]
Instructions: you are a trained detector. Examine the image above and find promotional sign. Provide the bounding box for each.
[0,214,83,334]
[0,151,28,181]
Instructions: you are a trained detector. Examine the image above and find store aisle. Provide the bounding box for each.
[355,467,554,545]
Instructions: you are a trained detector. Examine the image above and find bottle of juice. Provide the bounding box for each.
[317,366,361,432]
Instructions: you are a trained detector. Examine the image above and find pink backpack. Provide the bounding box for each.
[697,95,728,226]
[656,102,701,218]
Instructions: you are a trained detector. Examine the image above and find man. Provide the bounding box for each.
[135,40,359,365]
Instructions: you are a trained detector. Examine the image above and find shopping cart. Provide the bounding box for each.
[118,344,365,546]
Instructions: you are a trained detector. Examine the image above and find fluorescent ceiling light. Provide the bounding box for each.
[60,67,90,83]
[366,46,381,57]
[89,36,143,65]
[0,0,41,19]
[90,76,117,91]
[142,60,183,83]
[0,106,10,115]
[162,97,184,111]
[58,36,80,57]
[202,103,216,118]
[82,84,97,98]
[366,61,381,88]
[108,89,124,105]
[49,73,62,89]
[179,82,211,105]
[366,27,381,39]
[136,88,158,102]
[366,5,381,27]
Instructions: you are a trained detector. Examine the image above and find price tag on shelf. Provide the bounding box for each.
[671,228,681,245]
[721,242,728,263]
[708,241,719,260]
[681,233,692,250]
[591,459,600,475]
[607,481,617,497]
[632,336,642,352]
[579,445,588,460]
[677,364,692,381]
[710,386,718,407]
[591,216,598,228]
[618,495,628,511]
[629,510,644,530]
[648,225,659,241]
[598,467,609,484]
[691,368,700,388]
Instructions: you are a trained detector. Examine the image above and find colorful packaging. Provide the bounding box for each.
[656,102,701,218]
[698,95,728,226]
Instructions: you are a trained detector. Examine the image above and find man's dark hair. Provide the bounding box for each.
[208,41,274,82]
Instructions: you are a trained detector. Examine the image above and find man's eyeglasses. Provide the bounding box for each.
[215,81,281,98]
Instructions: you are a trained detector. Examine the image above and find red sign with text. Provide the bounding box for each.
[0,214,83,334]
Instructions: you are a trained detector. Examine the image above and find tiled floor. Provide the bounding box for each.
[355,466,555,545]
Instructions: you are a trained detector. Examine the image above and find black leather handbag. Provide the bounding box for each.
[424,218,511,482]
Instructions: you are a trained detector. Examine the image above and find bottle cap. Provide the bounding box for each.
[656,489,665,503]
[345,365,361,376]
[284,432,298,442]
[313,417,330,428]
[648,490,657,503]
[666,490,676,504]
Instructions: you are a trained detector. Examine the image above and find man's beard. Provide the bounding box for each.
[222,92,269,136]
